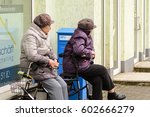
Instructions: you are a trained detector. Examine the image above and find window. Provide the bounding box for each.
[0,0,31,87]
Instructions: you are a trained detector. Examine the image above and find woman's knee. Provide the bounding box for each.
[92,77,102,85]
[61,82,67,89]
[56,76,67,86]
[90,64,108,75]
[98,65,107,73]
[54,83,62,89]
[64,82,67,88]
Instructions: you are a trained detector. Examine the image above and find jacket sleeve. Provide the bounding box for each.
[47,41,57,60]
[48,48,57,60]
[22,34,50,64]
[72,37,93,59]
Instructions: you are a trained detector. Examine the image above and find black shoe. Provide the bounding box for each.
[107,92,126,100]
[87,95,93,100]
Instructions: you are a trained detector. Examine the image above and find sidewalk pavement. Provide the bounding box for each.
[105,58,150,100]
[103,83,150,100]
[104,71,150,100]
[102,59,150,100]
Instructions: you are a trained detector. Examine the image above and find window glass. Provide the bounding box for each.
[0,0,31,87]
[113,0,119,69]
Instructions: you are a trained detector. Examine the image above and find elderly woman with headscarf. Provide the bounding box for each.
[63,18,126,100]
[20,13,68,100]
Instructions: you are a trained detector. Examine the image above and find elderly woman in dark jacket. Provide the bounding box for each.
[20,13,68,100]
[63,18,126,100]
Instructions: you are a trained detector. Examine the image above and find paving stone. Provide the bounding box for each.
[102,84,150,100]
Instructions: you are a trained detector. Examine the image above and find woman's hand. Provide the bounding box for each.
[49,59,59,69]
[54,59,59,68]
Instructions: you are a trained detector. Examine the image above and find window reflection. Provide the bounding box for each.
[0,0,31,87]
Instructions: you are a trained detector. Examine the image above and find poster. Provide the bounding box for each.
[0,5,23,86]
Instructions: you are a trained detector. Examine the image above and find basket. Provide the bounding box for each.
[10,79,26,93]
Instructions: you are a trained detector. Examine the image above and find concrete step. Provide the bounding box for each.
[134,57,150,72]
[113,72,150,85]
[134,61,150,72]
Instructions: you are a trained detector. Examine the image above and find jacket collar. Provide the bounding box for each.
[29,23,48,39]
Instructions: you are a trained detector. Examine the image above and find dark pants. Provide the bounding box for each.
[79,64,115,100]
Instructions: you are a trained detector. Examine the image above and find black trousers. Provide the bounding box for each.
[79,64,115,100]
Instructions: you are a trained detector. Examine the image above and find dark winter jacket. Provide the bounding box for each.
[63,28,94,74]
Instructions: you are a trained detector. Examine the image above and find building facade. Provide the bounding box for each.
[0,0,150,99]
